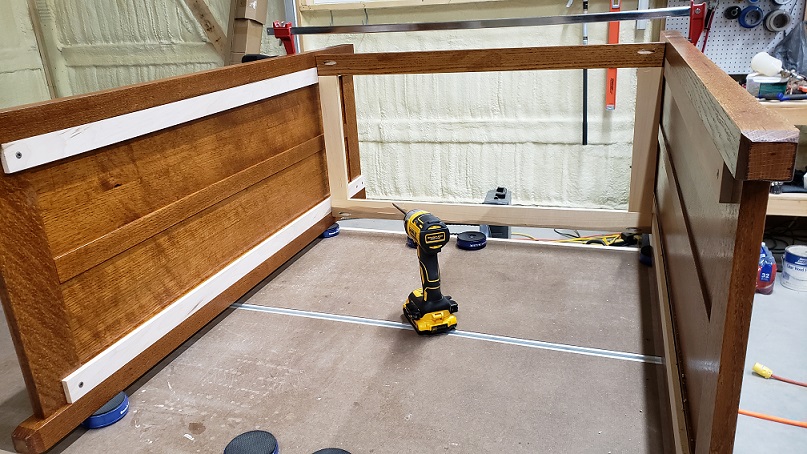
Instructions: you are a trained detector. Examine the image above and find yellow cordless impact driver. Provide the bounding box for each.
[394,204,458,334]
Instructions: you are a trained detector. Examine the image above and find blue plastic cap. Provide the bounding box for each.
[321,223,340,238]
[83,392,129,429]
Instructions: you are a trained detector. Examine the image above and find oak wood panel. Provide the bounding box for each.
[315,43,665,76]
[661,85,735,319]
[655,139,707,449]
[12,216,335,454]
[0,176,79,418]
[341,75,363,182]
[0,45,352,144]
[662,31,798,181]
[28,87,323,282]
[53,135,323,282]
[61,152,328,363]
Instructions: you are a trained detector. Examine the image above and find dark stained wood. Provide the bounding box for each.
[656,132,708,450]
[658,34,779,454]
[340,75,363,182]
[28,87,323,281]
[63,152,328,362]
[315,43,666,76]
[662,31,798,181]
[11,216,335,454]
[0,175,79,417]
[697,181,768,454]
[0,45,352,144]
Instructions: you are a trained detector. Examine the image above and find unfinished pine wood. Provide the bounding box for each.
[662,31,798,181]
[11,216,335,454]
[28,87,322,282]
[182,0,227,55]
[315,43,665,76]
[62,152,328,363]
[0,45,352,144]
[0,176,79,418]
[651,212,692,454]
[319,76,351,204]
[334,198,646,230]
[629,67,663,213]
[767,193,807,216]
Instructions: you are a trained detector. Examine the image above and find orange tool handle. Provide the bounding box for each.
[606,0,620,110]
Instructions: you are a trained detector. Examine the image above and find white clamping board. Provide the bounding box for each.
[666,0,806,74]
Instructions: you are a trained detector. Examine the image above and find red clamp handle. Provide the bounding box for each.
[688,1,707,44]
[273,21,297,55]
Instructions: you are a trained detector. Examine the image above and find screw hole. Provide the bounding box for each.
[78,382,84,388]
[15,152,22,159]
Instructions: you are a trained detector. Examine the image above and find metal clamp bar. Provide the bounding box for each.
[286,6,689,35]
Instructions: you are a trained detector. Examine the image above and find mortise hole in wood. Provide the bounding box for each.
[637,50,655,55]
[323,60,337,66]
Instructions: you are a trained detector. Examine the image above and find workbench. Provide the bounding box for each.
[0,31,798,453]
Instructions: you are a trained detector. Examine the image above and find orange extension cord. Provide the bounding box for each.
[772,374,807,388]
[739,409,807,429]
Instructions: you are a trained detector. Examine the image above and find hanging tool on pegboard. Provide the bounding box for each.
[606,0,621,111]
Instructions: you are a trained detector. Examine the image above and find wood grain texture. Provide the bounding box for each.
[333,198,647,230]
[0,45,352,144]
[182,0,226,55]
[696,181,768,454]
[629,67,663,213]
[27,87,323,282]
[662,31,798,181]
[316,43,665,76]
[0,175,79,418]
[656,137,706,448]
[11,216,334,454]
[651,212,692,454]
[767,193,807,216]
[340,75,363,183]
[658,42,773,452]
[62,152,328,363]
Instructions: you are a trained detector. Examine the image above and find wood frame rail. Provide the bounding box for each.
[0,45,361,454]
[317,42,667,231]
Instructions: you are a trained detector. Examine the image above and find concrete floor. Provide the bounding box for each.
[0,225,802,453]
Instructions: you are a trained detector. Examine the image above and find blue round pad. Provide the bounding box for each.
[320,223,340,238]
[82,392,129,429]
[406,236,416,248]
[456,231,487,250]
[224,430,279,454]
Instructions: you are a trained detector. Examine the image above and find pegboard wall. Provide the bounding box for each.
[666,0,806,74]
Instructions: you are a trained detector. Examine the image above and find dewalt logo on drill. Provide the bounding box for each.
[424,232,446,244]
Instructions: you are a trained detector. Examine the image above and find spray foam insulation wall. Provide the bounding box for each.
[301,0,660,209]
[30,0,231,98]
[0,0,51,109]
